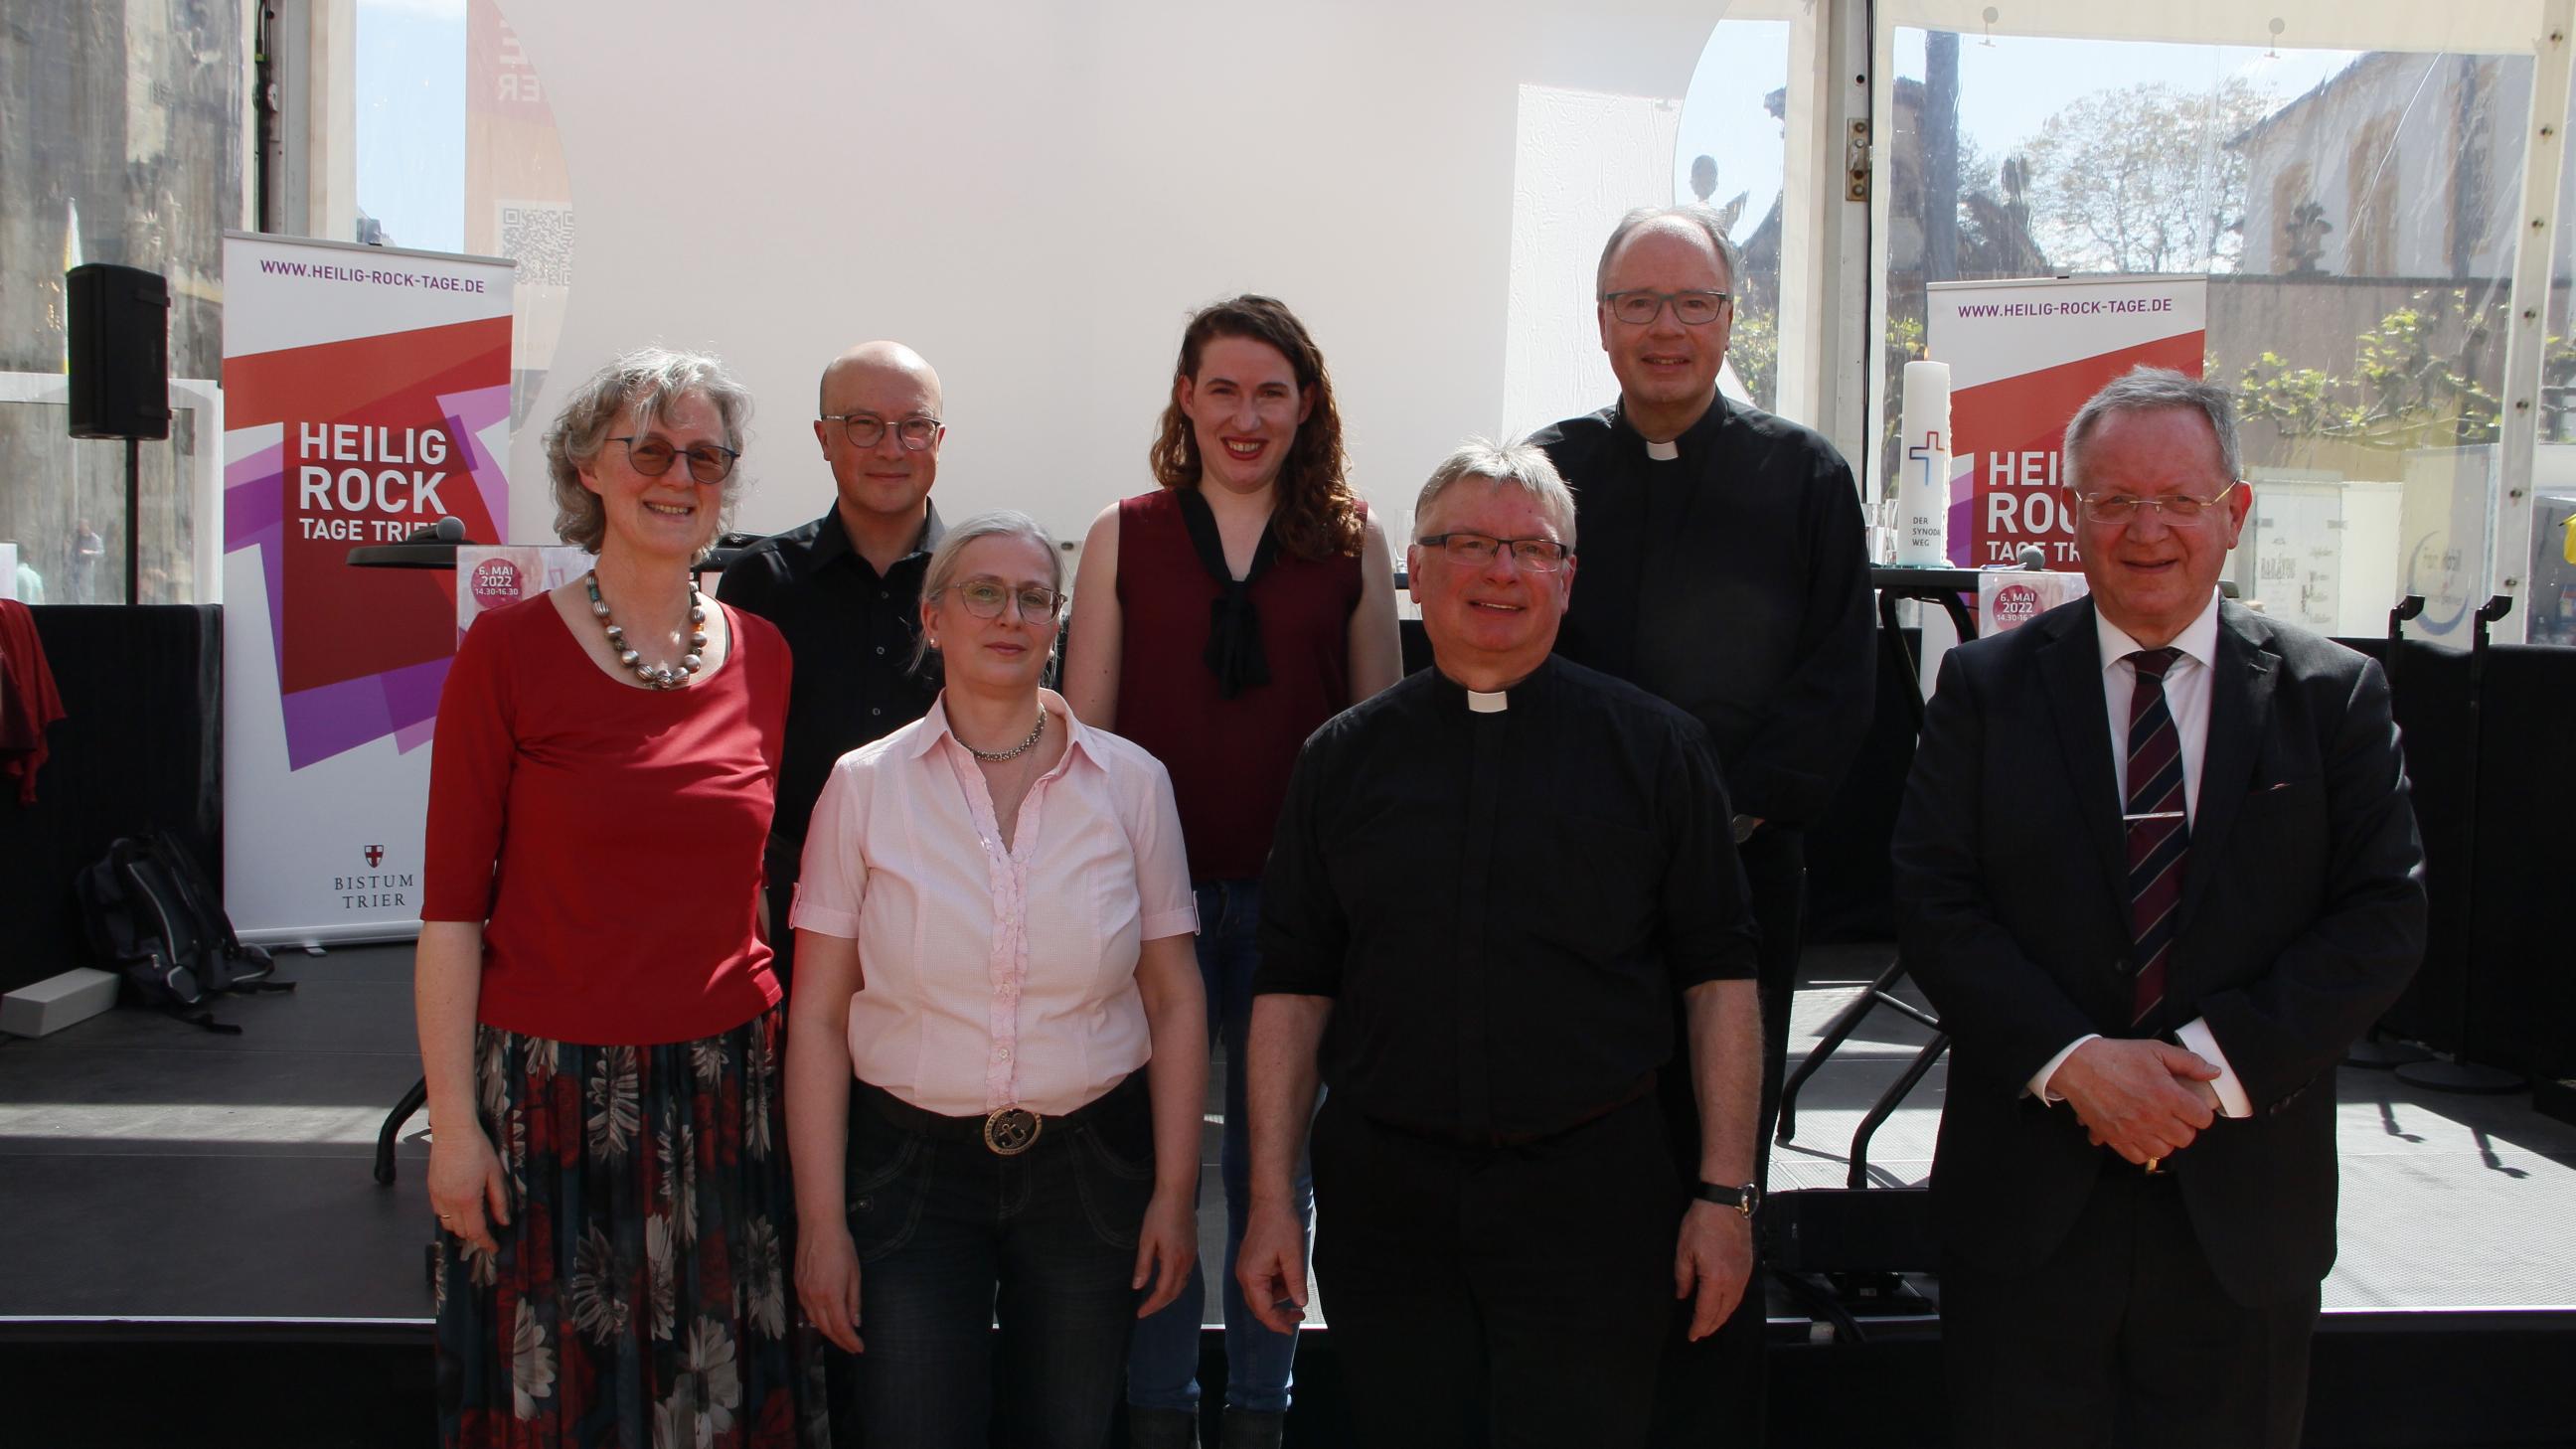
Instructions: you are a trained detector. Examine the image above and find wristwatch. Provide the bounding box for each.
[1694,1180,1761,1218]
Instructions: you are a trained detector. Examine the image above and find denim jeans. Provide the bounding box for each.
[846,1072,1156,1449]
[1126,878,1310,1415]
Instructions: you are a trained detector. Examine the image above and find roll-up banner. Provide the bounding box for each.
[1924,275,2208,568]
[221,233,516,946]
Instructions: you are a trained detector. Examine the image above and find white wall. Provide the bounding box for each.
[1501,83,1680,448]
[500,0,1727,546]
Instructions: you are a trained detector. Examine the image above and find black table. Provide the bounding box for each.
[346,543,747,574]
[1776,570,1992,1184]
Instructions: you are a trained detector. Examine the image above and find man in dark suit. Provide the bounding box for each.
[1893,367,2426,1448]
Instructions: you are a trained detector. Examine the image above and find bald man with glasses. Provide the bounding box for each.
[719,340,950,990]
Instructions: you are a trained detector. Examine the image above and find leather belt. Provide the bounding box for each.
[857,1070,1142,1157]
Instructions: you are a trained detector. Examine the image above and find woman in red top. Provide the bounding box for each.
[1065,295,1401,1449]
[418,348,823,1448]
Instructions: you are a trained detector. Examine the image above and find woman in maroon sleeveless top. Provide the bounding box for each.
[1065,295,1399,1449]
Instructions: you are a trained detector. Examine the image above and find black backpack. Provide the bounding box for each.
[74,829,294,1033]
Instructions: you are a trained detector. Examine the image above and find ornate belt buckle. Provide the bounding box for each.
[983,1106,1042,1156]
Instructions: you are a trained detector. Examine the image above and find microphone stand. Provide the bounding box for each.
[2395,595,2526,1094]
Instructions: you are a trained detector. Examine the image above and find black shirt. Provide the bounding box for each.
[1252,658,1756,1138]
[1534,396,1876,826]
[715,505,943,852]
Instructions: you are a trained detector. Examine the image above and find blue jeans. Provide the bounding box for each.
[847,1073,1156,1449]
[1126,879,1310,1415]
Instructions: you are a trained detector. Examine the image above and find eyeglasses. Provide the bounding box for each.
[946,577,1062,622]
[1418,533,1573,572]
[608,435,739,484]
[1600,289,1731,327]
[2074,480,2243,526]
[825,413,941,450]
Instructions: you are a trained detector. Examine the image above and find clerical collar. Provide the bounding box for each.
[1434,657,1554,714]
[1615,394,1728,463]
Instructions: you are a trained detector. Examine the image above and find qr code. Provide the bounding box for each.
[499,202,575,289]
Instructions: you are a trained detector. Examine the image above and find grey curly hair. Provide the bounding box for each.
[543,347,754,554]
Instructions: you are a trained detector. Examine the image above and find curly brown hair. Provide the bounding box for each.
[1148,295,1363,562]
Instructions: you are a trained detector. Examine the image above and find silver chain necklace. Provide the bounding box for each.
[964,708,1047,762]
[586,569,708,690]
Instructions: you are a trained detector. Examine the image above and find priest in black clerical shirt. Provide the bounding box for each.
[1235,438,1762,1449]
[1534,206,1877,1448]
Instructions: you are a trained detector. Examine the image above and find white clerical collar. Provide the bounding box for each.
[1644,439,1681,462]
[1467,689,1509,713]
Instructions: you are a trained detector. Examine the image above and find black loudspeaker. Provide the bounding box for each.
[68,262,172,440]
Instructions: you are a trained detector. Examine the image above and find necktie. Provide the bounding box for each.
[2124,648,2188,1025]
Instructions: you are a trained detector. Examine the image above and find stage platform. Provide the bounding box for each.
[2,941,2570,1447]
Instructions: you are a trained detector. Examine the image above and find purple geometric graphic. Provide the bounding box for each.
[226,382,513,770]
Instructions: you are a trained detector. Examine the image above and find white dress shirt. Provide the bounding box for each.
[2029,590,2252,1118]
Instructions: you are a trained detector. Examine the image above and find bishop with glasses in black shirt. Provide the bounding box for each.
[1535,209,1877,1446]
[1236,439,1761,1449]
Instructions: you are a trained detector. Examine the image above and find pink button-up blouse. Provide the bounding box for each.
[792,691,1199,1117]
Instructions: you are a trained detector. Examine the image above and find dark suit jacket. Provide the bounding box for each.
[1892,597,2426,1307]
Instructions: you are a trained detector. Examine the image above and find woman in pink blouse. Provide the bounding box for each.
[784,510,1208,1448]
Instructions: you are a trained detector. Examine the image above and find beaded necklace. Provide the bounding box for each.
[585,569,707,690]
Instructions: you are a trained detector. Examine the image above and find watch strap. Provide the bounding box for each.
[1693,1180,1759,1217]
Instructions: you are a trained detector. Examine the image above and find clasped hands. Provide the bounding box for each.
[2053,1037,2224,1167]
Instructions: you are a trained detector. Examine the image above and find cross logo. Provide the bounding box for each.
[365,845,385,868]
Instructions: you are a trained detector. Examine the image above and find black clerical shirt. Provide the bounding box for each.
[1534,396,1876,827]
[716,505,943,849]
[1252,657,1756,1140]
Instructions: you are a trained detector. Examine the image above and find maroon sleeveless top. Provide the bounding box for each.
[1114,489,1366,881]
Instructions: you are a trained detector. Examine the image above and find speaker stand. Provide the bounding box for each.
[123,434,140,603]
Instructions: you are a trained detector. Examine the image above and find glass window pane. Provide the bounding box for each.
[1679,16,1796,416]
[356,0,574,434]
[2531,77,2576,647]
[0,395,210,605]
[0,2,241,607]
[1887,28,2531,637]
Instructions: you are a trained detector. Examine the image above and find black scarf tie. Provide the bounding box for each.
[1176,487,1279,700]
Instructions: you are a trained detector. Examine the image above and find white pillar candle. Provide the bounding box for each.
[1896,360,1952,565]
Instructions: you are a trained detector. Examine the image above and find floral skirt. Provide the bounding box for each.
[433,1007,828,1449]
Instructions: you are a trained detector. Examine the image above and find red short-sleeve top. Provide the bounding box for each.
[421,592,790,1046]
